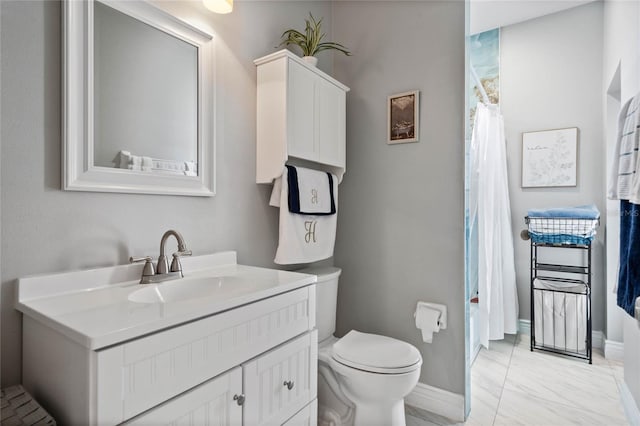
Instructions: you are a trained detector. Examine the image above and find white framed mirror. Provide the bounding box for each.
[63,0,215,196]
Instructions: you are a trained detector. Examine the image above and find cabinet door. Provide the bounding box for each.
[243,330,318,426]
[124,367,242,426]
[283,399,318,426]
[317,78,346,168]
[287,60,317,161]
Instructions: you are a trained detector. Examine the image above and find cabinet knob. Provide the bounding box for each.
[233,394,245,406]
[283,380,295,390]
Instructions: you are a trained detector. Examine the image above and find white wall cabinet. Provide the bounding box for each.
[316,77,346,169]
[255,50,349,184]
[287,61,317,162]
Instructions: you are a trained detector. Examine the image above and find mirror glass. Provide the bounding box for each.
[93,1,198,176]
[63,0,215,196]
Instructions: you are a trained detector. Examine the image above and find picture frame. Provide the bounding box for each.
[387,90,419,144]
[521,127,578,188]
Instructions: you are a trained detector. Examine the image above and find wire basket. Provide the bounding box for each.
[532,277,589,357]
[1,385,56,425]
[525,216,600,246]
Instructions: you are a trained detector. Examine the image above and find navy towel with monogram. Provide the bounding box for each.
[286,165,336,215]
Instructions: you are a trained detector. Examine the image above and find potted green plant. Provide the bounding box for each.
[279,13,351,66]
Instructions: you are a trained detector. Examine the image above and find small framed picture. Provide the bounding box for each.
[387,90,419,144]
[521,127,578,188]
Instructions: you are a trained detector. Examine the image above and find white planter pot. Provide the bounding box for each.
[302,56,318,67]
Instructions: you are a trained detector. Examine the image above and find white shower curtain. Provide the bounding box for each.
[469,103,519,349]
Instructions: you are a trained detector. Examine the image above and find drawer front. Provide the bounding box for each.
[97,286,314,423]
[283,399,318,426]
[243,330,318,426]
[124,367,242,426]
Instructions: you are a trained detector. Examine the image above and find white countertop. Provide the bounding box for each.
[16,252,316,350]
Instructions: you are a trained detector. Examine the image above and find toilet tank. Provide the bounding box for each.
[298,266,342,342]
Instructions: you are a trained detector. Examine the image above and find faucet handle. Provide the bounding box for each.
[170,251,191,274]
[130,256,152,263]
[129,256,155,277]
[170,255,181,274]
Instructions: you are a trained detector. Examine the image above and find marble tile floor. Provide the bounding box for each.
[406,334,627,426]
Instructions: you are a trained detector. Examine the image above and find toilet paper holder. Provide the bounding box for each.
[414,302,447,330]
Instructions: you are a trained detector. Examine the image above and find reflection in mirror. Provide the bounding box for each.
[93,1,198,176]
[63,0,215,196]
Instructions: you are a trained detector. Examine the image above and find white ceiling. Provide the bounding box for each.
[233,0,597,35]
[470,0,597,34]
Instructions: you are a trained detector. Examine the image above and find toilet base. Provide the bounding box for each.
[352,399,406,426]
[317,363,355,426]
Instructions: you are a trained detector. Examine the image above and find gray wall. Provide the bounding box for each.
[0,0,333,387]
[500,2,605,330]
[332,1,466,395]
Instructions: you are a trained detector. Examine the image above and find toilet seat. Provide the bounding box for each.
[331,330,422,374]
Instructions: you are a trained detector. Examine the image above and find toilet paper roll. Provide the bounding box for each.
[415,302,442,343]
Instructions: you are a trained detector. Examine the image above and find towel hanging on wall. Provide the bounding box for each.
[270,166,338,264]
[608,93,640,203]
[618,200,640,316]
[286,165,336,215]
[608,92,640,317]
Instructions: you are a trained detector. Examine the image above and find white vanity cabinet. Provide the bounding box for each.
[244,331,318,426]
[124,367,243,426]
[255,50,349,184]
[124,330,318,426]
[17,253,318,426]
[282,399,318,426]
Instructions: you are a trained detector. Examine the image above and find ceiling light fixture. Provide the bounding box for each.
[203,0,233,14]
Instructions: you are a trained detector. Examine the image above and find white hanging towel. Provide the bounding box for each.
[470,103,519,349]
[270,166,338,264]
[608,93,640,202]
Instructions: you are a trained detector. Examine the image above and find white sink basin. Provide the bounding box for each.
[16,251,318,349]
[128,276,241,304]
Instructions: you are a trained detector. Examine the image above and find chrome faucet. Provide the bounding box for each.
[130,230,192,284]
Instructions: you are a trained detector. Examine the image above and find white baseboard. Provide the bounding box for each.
[518,319,530,335]
[620,381,640,426]
[604,339,625,361]
[592,331,604,349]
[405,382,465,422]
[518,319,604,349]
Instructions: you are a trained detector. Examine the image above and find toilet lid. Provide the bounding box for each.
[332,330,422,374]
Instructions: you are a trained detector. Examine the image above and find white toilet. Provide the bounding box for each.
[299,266,422,426]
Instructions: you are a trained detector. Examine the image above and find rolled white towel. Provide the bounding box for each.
[118,150,132,169]
[125,152,143,170]
[141,156,153,172]
[184,161,197,176]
